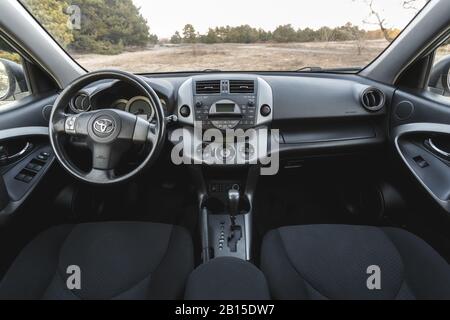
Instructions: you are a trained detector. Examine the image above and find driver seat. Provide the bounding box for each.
[0,222,194,300]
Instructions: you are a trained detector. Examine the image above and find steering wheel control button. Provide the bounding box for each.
[65,116,78,133]
[92,116,116,137]
[260,104,272,117]
[180,105,191,118]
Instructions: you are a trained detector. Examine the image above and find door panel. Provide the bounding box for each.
[391,89,450,214]
[0,93,57,223]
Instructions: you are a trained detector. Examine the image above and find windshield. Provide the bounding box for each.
[19,0,428,73]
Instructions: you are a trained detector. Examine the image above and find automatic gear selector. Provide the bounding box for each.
[227,189,242,252]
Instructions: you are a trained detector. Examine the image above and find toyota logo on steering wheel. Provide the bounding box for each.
[93,118,115,135]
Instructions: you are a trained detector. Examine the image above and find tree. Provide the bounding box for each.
[68,0,151,54]
[317,27,335,42]
[362,0,394,42]
[170,31,182,44]
[226,25,259,43]
[357,0,429,43]
[20,0,74,47]
[204,28,219,44]
[273,24,297,43]
[297,28,316,42]
[403,0,430,10]
[148,34,159,45]
[257,29,272,42]
[182,24,197,43]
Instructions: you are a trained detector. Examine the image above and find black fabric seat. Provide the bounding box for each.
[261,224,450,300]
[0,222,193,300]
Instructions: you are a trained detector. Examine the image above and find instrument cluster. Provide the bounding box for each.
[70,92,167,122]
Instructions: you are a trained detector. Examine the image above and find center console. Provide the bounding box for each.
[172,75,274,263]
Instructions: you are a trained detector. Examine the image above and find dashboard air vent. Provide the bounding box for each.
[229,80,255,93]
[196,80,221,94]
[360,87,385,112]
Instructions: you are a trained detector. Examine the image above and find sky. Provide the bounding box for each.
[132,0,428,39]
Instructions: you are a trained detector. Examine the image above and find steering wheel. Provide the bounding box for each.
[49,70,166,185]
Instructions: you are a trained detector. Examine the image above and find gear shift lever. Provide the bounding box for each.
[227,189,242,252]
[228,189,240,223]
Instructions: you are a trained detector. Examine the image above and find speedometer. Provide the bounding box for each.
[126,96,155,120]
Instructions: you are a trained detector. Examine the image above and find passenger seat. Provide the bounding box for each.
[261,224,450,300]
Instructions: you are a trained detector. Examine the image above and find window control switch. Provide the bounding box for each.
[15,170,36,183]
[15,173,27,182]
[413,156,429,168]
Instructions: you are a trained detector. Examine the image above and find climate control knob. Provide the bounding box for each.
[260,104,271,117]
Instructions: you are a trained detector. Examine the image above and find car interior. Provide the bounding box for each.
[0,0,450,300]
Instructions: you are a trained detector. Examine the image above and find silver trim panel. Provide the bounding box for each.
[0,126,48,141]
[392,122,450,213]
[176,78,194,125]
[256,77,273,126]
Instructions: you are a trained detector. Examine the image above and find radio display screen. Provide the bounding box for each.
[216,103,235,113]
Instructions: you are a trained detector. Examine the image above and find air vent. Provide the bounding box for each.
[229,80,255,93]
[70,92,91,112]
[196,80,221,94]
[360,87,385,112]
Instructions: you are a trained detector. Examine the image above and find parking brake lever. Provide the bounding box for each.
[227,189,242,252]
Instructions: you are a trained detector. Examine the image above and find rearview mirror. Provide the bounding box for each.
[429,55,450,95]
[0,58,27,101]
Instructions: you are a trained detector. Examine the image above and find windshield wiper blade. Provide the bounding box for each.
[202,68,222,72]
[295,66,361,73]
[296,66,323,72]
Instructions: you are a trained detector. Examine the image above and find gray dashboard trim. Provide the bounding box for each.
[263,75,387,121]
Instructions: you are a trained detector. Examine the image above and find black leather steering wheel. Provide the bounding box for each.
[49,70,166,185]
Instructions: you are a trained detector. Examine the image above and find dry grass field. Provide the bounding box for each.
[74,40,390,73]
[2,40,450,108]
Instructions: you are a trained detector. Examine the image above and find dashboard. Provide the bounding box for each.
[65,72,392,167]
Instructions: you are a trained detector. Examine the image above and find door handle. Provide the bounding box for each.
[0,142,33,164]
[427,138,450,159]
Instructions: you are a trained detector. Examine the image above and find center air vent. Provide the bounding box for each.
[229,80,255,93]
[196,80,220,94]
[360,87,385,112]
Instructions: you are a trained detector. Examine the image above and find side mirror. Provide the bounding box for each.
[0,58,27,101]
[429,55,450,95]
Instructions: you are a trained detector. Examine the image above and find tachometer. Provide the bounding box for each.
[126,96,155,120]
[111,99,128,110]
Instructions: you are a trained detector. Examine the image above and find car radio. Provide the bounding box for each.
[194,96,257,130]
